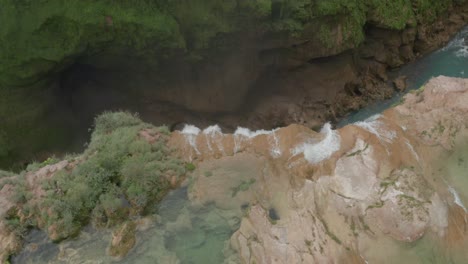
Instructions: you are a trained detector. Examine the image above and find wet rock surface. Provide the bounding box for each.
[166,76,468,263]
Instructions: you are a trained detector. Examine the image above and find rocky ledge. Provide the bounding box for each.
[1,76,468,263]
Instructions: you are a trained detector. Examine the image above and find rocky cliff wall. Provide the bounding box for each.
[0,0,467,168]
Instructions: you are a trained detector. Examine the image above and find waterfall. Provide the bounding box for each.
[233,127,281,157]
[448,185,468,213]
[181,125,201,159]
[354,114,396,144]
[269,131,282,158]
[404,139,420,163]
[202,125,225,154]
[291,123,341,164]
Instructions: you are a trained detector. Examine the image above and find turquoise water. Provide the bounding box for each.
[338,26,468,126]
[12,186,239,264]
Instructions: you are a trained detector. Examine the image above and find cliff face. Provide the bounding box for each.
[0,0,464,82]
[2,76,468,263]
[0,0,467,168]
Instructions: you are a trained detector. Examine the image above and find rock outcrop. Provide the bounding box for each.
[167,76,468,263]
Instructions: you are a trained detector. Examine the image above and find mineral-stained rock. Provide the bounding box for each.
[167,76,468,263]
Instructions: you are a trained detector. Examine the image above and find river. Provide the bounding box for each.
[339,25,468,126]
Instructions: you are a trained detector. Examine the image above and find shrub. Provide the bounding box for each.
[0,169,14,179]
[35,111,185,240]
[93,111,142,135]
[185,163,196,171]
[25,156,60,172]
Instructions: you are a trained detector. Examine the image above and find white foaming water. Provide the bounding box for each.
[448,185,468,213]
[292,123,341,164]
[181,125,201,155]
[456,45,468,58]
[203,125,222,135]
[269,131,282,158]
[202,125,225,154]
[440,28,468,58]
[234,127,275,138]
[233,127,281,157]
[354,114,396,144]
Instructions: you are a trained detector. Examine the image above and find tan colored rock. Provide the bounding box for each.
[166,76,468,263]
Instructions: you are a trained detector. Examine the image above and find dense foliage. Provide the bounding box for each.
[1,112,187,241]
[0,0,462,85]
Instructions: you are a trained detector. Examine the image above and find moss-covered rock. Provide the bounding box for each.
[0,0,460,86]
[0,112,188,247]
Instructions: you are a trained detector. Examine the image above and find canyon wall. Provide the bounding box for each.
[0,0,467,167]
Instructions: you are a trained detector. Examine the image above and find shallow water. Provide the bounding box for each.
[362,232,467,264]
[339,26,468,126]
[13,185,240,264]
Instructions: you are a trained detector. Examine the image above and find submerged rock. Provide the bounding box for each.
[393,76,408,91]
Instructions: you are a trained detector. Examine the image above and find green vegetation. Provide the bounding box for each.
[185,163,196,172]
[391,97,406,107]
[397,194,429,220]
[318,216,342,245]
[358,215,373,234]
[24,156,60,173]
[0,0,460,86]
[0,0,184,85]
[346,143,369,157]
[313,0,366,47]
[368,0,415,29]
[0,169,15,179]
[1,112,187,241]
[412,0,456,23]
[231,178,256,197]
[379,174,400,194]
[410,85,426,95]
[366,200,385,210]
